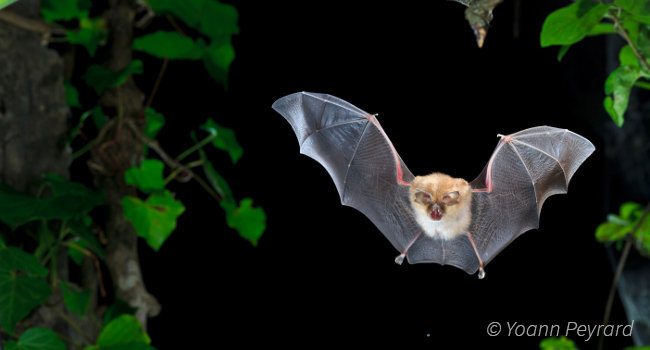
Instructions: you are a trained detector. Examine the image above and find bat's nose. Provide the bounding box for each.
[430,204,442,221]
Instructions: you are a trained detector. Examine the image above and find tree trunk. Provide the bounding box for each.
[88,0,160,329]
[0,0,160,341]
[0,0,70,190]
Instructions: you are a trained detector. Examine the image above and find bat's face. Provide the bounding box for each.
[413,189,460,221]
[409,172,472,239]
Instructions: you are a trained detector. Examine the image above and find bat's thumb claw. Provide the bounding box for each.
[394,254,405,265]
[477,267,486,279]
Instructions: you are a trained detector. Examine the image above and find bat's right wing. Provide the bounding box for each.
[272,92,421,255]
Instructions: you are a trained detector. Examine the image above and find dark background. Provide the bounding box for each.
[127,1,632,348]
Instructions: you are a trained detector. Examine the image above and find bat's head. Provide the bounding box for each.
[409,173,472,223]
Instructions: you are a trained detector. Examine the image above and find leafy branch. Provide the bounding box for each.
[541,0,650,127]
[0,0,265,348]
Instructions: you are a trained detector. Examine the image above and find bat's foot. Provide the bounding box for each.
[394,254,405,265]
[477,267,486,279]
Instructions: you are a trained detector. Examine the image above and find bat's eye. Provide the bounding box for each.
[442,191,460,204]
[414,191,433,205]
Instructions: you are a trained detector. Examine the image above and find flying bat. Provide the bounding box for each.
[272,92,595,278]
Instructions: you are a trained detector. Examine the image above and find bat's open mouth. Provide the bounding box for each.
[430,206,442,221]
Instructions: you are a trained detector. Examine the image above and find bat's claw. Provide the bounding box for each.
[477,267,486,279]
[394,254,405,265]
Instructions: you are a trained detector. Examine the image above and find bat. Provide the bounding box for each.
[452,0,503,47]
[272,92,595,278]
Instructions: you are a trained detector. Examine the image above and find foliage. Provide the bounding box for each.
[0,0,265,348]
[539,336,579,350]
[137,0,239,86]
[0,0,18,12]
[4,327,66,350]
[596,201,650,256]
[84,315,155,350]
[541,0,650,126]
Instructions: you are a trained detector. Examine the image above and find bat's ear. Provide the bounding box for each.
[442,191,460,205]
[414,190,433,205]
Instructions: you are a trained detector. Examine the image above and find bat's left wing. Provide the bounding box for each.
[462,126,595,274]
[272,92,422,257]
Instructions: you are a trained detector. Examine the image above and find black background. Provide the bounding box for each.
[125,1,632,348]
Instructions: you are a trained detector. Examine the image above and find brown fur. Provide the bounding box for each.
[409,172,472,239]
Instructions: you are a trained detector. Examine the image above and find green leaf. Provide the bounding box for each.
[587,22,616,35]
[604,65,642,127]
[70,106,107,144]
[146,0,204,27]
[637,24,650,59]
[624,18,641,43]
[540,0,609,47]
[34,222,56,261]
[83,60,143,95]
[198,0,239,39]
[68,215,105,259]
[0,176,103,226]
[134,31,206,59]
[143,108,165,156]
[85,315,155,350]
[146,0,239,39]
[125,159,166,193]
[67,238,86,265]
[67,17,108,57]
[4,327,66,350]
[122,190,185,251]
[616,0,650,20]
[222,198,266,246]
[64,81,81,108]
[198,149,234,204]
[103,299,136,326]
[144,108,165,139]
[539,336,579,350]
[61,281,91,316]
[0,247,49,277]
[619,45,640,67]
[557,45,572,62]
[40,0,91,22]
[596,221,629,242]
[91,106,108,130]
[0,272,52,334]
[203,40,235,86]
[634,79,650,89]
[200,118,243,163]
[143,0,238,85]
[620,201,643,219]
[0,0,18,11]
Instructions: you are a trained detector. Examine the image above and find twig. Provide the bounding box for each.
[597,202,650,350]
[0,10,65,36]
[48,306,94,344]
[176,134,216,163]
[608,9,650,72]
[164,159,203,185]
[62,241,107,298]
[124,120,223,201]
[143,57,169,113]
[166,14,186,36]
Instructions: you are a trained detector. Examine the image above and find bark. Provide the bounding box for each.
[88,0,160,329]
[0,0,81,345]
[0,0,70,190]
